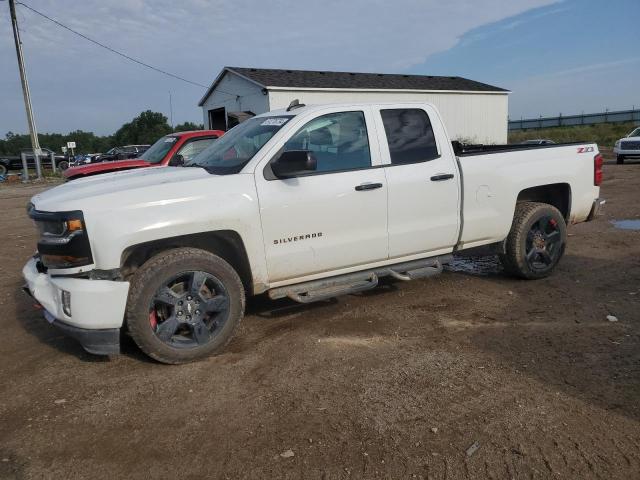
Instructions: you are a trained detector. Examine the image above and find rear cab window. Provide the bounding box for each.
[380,108,439,165]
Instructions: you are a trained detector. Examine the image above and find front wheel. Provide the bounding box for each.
[617,155,625,165]
[126,248,245,364]
[0,163,7,176]
[57,160,69,171]
[499,202,567,279]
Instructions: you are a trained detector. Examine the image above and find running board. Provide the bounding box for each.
[268,254,452,304]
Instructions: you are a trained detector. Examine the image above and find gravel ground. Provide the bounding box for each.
[0,160,638,479]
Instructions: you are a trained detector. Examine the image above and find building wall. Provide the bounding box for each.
[200,73,269,128]
[268,89,509,144]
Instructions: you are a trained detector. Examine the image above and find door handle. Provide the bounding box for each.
[355,182,383,191]
[430,173,454,181]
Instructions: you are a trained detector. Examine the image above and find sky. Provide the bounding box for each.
[1,0,638,136]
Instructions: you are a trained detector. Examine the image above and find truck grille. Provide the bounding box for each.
[621,141,640,150]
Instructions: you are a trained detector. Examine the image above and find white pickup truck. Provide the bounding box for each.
[23,102,605,363]
[613,126,640,164]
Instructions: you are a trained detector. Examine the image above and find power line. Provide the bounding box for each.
[16,1,209,89]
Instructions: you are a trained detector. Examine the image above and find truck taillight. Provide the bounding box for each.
[594,153,603,186]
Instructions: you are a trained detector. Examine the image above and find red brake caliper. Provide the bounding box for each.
[149,310,158,329]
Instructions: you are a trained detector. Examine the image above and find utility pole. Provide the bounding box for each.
[169,91,174,129]
[8,0,41,155]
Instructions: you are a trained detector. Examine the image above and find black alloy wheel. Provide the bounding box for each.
[499,202,567,279]
[525,215,562,273]
[149,271,230,348]
[126,248,245,364]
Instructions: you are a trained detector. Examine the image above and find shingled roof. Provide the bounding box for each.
[199,67,508,105]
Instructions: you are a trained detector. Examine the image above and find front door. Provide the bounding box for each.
[256,109,388,282]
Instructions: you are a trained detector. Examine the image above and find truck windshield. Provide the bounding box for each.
[629,128,640,137]
[186,116,293,174]
[139,136,178,164]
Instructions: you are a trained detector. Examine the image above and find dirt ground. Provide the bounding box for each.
[0,159,639,480]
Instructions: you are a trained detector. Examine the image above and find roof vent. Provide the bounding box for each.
[286,99,306,111]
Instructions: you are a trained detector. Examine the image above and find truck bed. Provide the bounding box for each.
[454,141,600,250]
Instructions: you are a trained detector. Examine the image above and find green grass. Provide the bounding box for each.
[508,122,638,148]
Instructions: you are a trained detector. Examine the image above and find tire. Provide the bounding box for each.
[57,160,69,171]
[499,202,567,279]
[616,155,624,165]
[0,163,7,176]
[126,248,245,364]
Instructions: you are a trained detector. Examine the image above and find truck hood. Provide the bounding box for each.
[621,136,640,142]
[32,166,213,212]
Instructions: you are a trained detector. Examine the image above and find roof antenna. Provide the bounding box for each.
[286,99,305,111]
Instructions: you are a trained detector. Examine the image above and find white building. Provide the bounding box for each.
[198,67,510,144]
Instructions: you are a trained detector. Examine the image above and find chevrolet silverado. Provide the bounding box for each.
[23,102,605,363]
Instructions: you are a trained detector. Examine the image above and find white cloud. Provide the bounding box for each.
[0,0,557,134]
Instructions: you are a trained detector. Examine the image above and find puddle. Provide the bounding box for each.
[445,255,502,276]
[611,219,640,230]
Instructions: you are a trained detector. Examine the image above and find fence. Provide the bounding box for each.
[509,108,640,131]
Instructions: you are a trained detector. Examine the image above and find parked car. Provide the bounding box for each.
[613,126,640,164]
[23,102,604,363]
[89,145,150,164]
[520,139,556,145]
[63,131,223,180]
[0,147,70,174]
[71,153,102,167]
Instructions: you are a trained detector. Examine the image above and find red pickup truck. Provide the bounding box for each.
[63,130,224,180]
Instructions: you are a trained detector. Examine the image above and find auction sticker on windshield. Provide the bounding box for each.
[261,118,290,127]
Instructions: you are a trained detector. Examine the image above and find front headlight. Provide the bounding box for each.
[28,207,93,269]
[615,140,620,147]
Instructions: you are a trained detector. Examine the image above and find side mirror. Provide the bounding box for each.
[169,154,185,167]
[271,150,317,178]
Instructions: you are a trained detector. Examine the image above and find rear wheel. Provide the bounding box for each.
[126,248,245,364]
[57,160,69,171]
[0,163,7,176]
[499,202,567,279]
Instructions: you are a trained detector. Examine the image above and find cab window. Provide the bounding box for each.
[380,109,438,165]
[282,111,371,174]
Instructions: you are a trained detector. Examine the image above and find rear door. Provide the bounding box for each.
[255,108,389,282]
[375,106,460,258]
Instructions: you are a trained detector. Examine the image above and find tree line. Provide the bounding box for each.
[0,111,203,156]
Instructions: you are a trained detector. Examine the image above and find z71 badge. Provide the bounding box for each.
[577,146,595,153]
[274,232,323,245]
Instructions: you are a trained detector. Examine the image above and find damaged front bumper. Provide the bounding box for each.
[22,257,129,355]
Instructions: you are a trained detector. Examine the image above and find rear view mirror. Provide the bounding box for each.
[271,150,317,178]
[169,154,185,167]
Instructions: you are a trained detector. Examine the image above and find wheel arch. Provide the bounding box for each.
[516,183,572,222]
[121,230,254,296]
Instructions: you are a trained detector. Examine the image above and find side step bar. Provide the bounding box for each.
[268,254,452,304]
